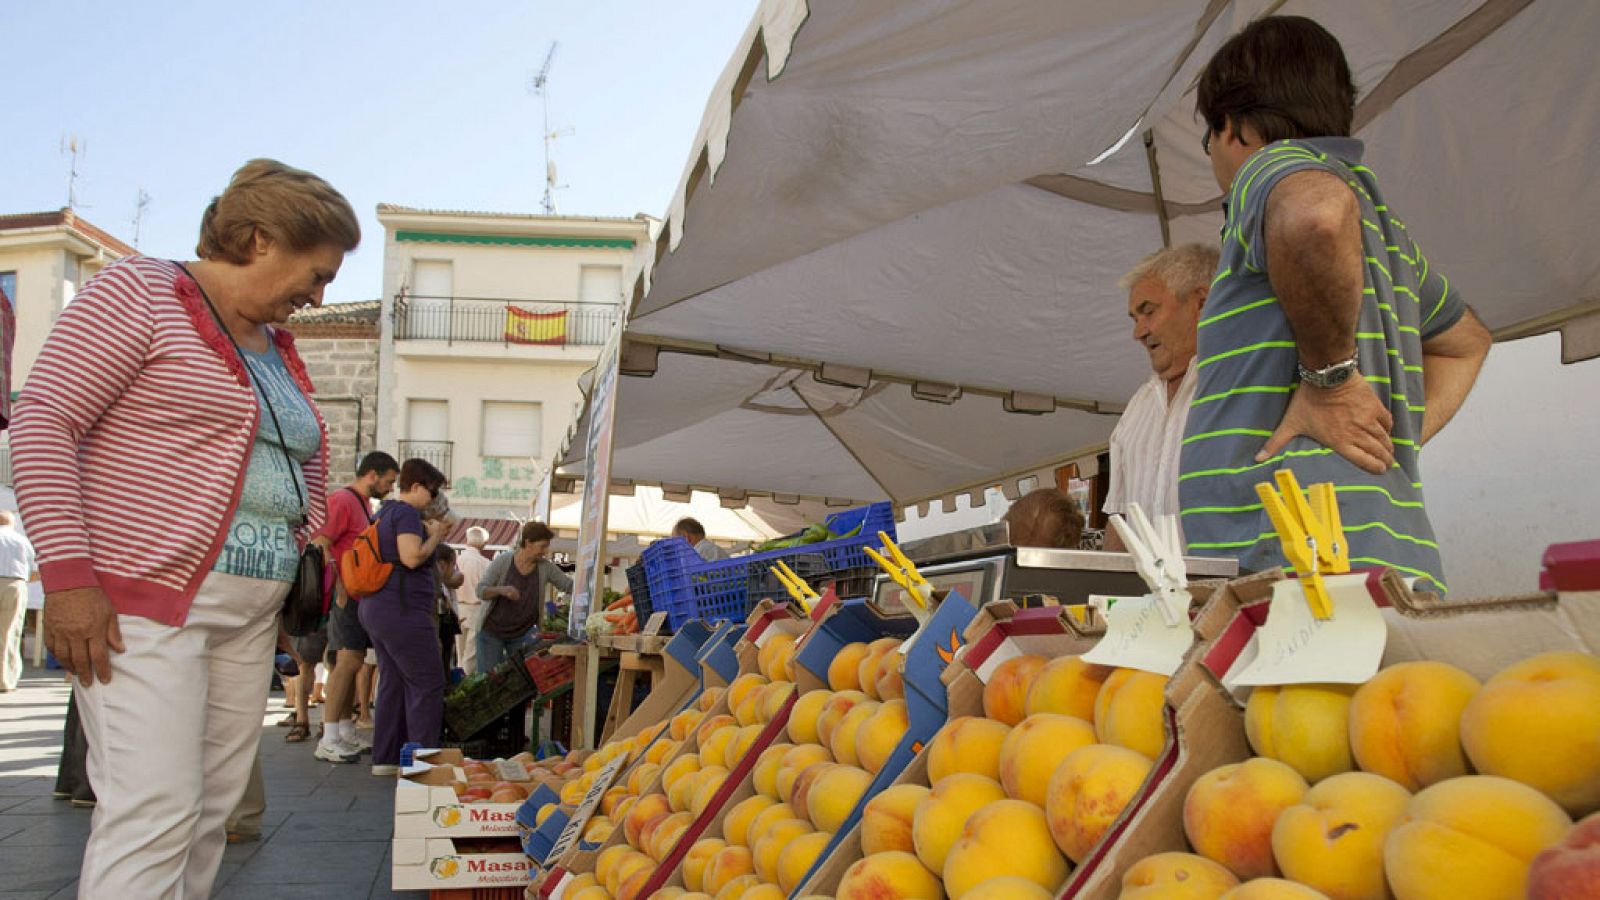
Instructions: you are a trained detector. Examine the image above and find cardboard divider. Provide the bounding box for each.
[392,834,533,891]
[395,748,562,840]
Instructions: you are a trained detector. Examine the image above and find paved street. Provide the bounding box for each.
[0,663,420,899]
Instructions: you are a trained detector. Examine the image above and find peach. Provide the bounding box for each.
[1218,879,1331,899]
[684,837,727,892]
[1026,655,1114,721]
[701,725,741,770]
[704,844,756,896]
[1461,650,1600,816]
[757,680,797,724]
[838,850,945,900]
[787,689,834,744]
[829,642,873,692]
[728,723,767,768]
[1095,668,1170,760]
[566,872,600,893]
[1046,742,1154,862]
[1000,712,1099,807]
[877,659,907,701]
[535,802,560,827]
[595,844,634,894]
[692,766,732,817]
[1271,771,1411,900]
[714,873,760,898]
[984,654,1049,726]
[747,801,801,849]
[614,795,637,825]
[830,699,884,768]
[776,744,834,804]
[859,637,903,700]
[699,685,727,711]
[809,764,875,833]
[664,752,703,791]
[601,787,629,816]
[623,792,672,849]
[818,690,871,747]
[752,817,814,883]
[570,886,609,900]
[913,773,1008,875]
[1384,775,1573,900]
[735,688,766,727]
[645,811,694,861]
[927,716,1012,783]
[959,876,1054,899]
[672,707,706,741]
[584,815,615,843]
[1245,683,1357,784]
[727,673,771,714]
[759,632,797,682]
[628,761,663,795]
[943,799,1070,899]
[736,884,786,900]
[858,699,912,776]
[750,741,794,799]
[617,865,654,900]
[608,850,654,897]
[778,830,834,894]
[1348,661,1480,792]
[790,761,838,824]
[1527,811,1600,900]
[723,793,778,846]
[1120,852,1240,899]
[646,737,679,765]
[1184,757,1310,880]
[862,783,931,855]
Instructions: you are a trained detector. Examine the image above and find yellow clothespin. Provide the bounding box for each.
[1256,470,1349,619]
[769,560,820,614]
[863,531,933,612]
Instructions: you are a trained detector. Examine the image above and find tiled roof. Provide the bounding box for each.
[289,300,381,325]
[0,208,135,257]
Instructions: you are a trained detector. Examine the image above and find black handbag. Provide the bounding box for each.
[181,264,326,636]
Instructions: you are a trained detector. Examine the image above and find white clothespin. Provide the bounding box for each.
[1108,502,1191,627]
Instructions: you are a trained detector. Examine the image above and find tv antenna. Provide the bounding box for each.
[132,189,152,249]
[61,135,86,209]
[529,42,572,215]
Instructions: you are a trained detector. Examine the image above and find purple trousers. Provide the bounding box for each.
[359,600,445,766]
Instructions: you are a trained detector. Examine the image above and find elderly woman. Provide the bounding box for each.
[359,458,450,775]
[476,521,572,671]
[11,159,357,898]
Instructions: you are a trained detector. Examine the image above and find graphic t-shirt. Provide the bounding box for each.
[212,342,320,582]
[368,500,437,616]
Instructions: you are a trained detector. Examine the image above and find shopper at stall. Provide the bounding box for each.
[1182,16,1491,588]
[454,525,492,674]
[359,457,450,776]
[312,450,398,764]
[476,521,572,670]
[435,543,463,672]
[1003,489,1086,550]
[0,511,37,692]
[1102,244,1218,552]
[673,517,729,562]
[11,158,355,898]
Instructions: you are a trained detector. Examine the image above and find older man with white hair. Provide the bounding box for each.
[453,526,493,674]
[1103,243,1220,551]
[0,510,37,691]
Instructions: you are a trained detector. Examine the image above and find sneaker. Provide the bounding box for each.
[338,734,371,756]
[371,764,400,777]
[314,742,361,764]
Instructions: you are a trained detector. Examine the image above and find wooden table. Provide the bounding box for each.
[550,633,671,749]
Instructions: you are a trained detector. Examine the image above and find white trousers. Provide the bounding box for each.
[0,579,24,690]
[76,571,284,900]
[455,600,482,675]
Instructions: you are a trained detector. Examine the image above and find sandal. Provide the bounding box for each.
[276,713,297,727]
[285,721,311,743]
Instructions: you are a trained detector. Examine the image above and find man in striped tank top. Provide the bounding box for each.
[1180,16,1492,590]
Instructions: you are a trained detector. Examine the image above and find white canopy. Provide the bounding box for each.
[566,0,1600,506]
[547,483,785,543]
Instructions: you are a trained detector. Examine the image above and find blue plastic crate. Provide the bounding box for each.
[814,502,897,575]
[625,560,663,631]
[687,555,749,626]
[639,537,702,629]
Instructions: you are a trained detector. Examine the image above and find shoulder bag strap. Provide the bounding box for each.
[177,263,308,527]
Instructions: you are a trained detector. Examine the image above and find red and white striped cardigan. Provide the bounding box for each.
[11,256,329,627]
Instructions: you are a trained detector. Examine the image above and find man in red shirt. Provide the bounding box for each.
[311,451,398,762]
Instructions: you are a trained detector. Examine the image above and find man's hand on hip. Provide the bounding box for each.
[1256,374,1395,475]
[43,586,125,687]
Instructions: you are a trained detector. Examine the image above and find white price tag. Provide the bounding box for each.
[1224,574,1387,688]
[1080,595,1193,676]
[643,611,668,636]
[547,754,627,860]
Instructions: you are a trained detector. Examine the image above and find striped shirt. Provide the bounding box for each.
[1179,138,1464,590]
[1104,360,1198,542]
[10,256,329,626]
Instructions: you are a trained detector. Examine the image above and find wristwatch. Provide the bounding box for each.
[1297,353,1360,389]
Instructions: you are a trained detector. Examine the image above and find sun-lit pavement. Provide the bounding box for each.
[0,663,421,899]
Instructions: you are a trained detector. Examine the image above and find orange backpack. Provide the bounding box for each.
[339,518,393,599]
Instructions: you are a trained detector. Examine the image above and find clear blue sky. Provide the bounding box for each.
[0,0,760,302]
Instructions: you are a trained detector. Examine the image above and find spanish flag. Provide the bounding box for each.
[505,306,568,345]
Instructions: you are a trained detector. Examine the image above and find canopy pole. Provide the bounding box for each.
[1144,130,1172,248]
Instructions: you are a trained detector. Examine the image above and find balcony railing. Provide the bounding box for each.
[395,294,617,347]
[397,440,453,481]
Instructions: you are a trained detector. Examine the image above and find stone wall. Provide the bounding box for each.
[297,337,379,479]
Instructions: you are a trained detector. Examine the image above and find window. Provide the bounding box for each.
[579,265,623,304]
[0,272,15,307]
[481,401,542,459]
[407,399,450,441]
